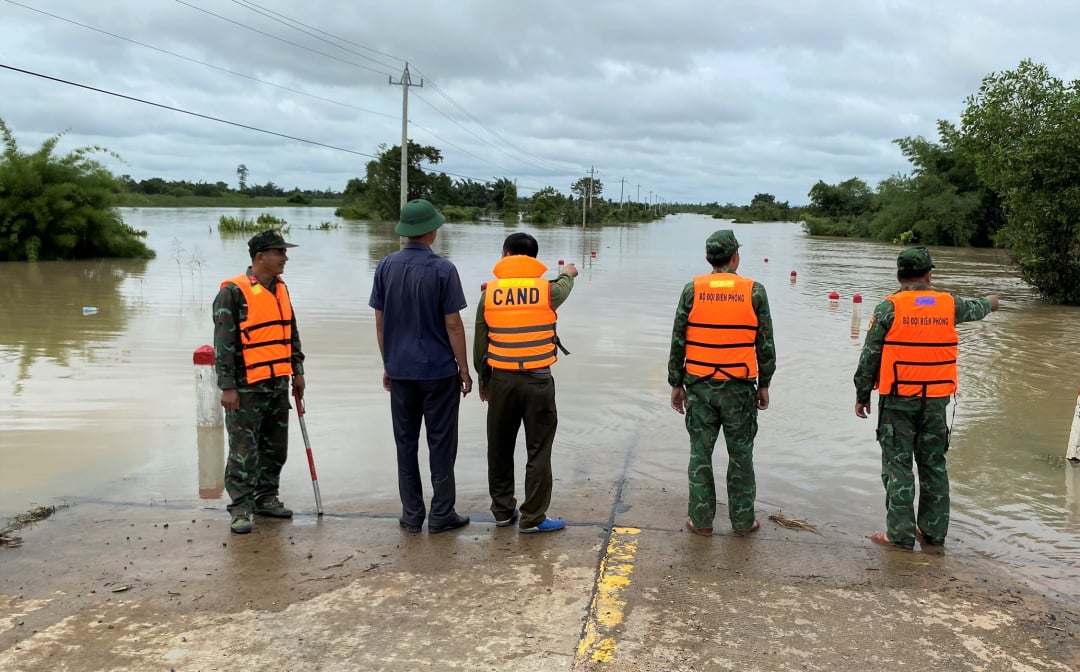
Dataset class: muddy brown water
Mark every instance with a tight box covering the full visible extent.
[1,209,1077,595]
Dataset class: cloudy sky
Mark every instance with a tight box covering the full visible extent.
[2,0,1078,205]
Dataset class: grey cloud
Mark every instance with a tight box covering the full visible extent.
[3,0,1080,204]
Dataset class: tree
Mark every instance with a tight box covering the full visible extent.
[236,164,249,191]
[960,59,1080,304]
[491,177,517,213]
[361,141,443,220]
[0,118,153,261]
[571,176,603,200]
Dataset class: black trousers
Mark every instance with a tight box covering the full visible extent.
[390,375,461,526]
[486,369,558,529]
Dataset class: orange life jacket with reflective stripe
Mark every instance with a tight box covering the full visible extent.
[484,255,561,371]
[877,290,958,397]
[222,272,294,384]
[685,273,759,381]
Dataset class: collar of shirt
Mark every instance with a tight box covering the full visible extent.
[403,242,433,253]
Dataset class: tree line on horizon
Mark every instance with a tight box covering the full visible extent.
[1,60,1076,303]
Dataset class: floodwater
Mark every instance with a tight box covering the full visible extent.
[1,209,1078,593]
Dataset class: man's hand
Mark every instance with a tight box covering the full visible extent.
[756,387,770,410]
[221,388,240,411]
[855,402,871,418]
[459,371,473,398]
[670,386,686,414]
[987,294,1001,312]
[562,262,579,278]
[478,385,488,402]
[382,370,391,392]
[292,374,305,400]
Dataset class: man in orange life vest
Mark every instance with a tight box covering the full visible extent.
[474,232,577,533]
[669,229,775,537]
[213,229,306,535]
[854,247,999,550]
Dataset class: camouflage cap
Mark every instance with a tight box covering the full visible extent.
[705,229,740,261]
[248,229,297,255]
[897,246,934,274]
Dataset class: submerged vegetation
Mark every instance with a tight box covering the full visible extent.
[218,212,289,233]
[797,60,1080,304]
[0,118,154,262]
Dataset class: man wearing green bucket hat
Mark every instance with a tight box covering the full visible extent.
[370,199,472,535]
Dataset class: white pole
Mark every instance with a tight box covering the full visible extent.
[193,345,223,428]
[1067,390,1080,461]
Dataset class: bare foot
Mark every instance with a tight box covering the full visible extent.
[732,520,760,537]
[685,519,713,537]
[870,531,912,551]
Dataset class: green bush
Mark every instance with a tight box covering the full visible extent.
[218,214,290,233]
[0,119,154,261]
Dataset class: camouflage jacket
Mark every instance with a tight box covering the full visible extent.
[212,267,305,390]
[854,284,992,408]
[667,269,776,389]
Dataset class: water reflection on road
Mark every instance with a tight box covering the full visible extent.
[0,208,1077,595]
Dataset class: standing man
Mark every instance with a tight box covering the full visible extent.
[855,247,999,550]
[475,233,577,533]
[213,229,305,535]
[669,230,775,537]
[370,199,472,535]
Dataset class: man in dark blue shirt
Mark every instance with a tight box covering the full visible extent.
[369,199,472,534]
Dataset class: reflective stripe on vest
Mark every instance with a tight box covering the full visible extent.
[877,290,958,397]
[685,273,758,380]
[222,272,294,384]
[484,255,559,371]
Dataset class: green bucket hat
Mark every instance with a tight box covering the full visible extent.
[705,229,740,262]
[395,199,446,237]
[897,247,934,274]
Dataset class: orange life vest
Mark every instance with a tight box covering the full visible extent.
[221,272,294,384]
[877,290,958,397]
[484,255,561,371]
[685,273,759,381]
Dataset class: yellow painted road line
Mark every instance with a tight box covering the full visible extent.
[575,526,641,667]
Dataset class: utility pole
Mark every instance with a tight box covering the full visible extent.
[587,166,596,210]
[636,183,641,204]
[618,177,626,209]
[390,62,423,218]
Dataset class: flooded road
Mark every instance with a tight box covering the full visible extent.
[1,208,1077,592]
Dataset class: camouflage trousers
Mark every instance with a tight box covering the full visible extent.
[224,379,290,516]
[877,398,951,547]
[684,380,758,531]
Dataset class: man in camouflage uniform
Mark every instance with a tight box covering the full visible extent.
[213,229,306,534]
[669,230,775,537]
[854,247,999,550]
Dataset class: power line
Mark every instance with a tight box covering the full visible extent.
[229,0,401,72]
[174,0,552,177]
[0,62,551,193]
[235,0,406,66]
[3,0,398,121]
[174,0,397,79]
[412,91,557,174]
[185,0,576,177]
[0,62,383,159]
[412,67,578,174]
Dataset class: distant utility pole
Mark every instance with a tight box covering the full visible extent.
[618,177,626,209]
[587,166,596,209]
[390,62,423,217]
[636,183,641,204]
